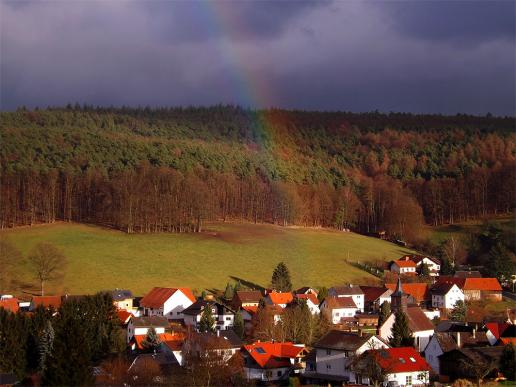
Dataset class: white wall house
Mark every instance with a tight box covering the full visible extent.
[314,330,389,383]
[328,285,364,312]
[415,256,441,276]
[390,259,417,274]
[362,347,430,387]
[431,283,464,309]
[183,300,235,331]
[242,342,306,382]
[295,293,320,315]
[126,316,168,343]
[140,287,196,320]
[320,297,359,324]
[379,307,435,352]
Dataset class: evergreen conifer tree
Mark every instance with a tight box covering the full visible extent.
[271,262,292,292]
[38,320,55,371]
[500,343,516,381]
[142,327,161,351]
[199,304,216,333]
[224,283,234,300]
[389,311,413,347]
[378,301,391,326]
[449,300,467,322]
[233,311,244,339]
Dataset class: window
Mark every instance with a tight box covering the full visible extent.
[418,373,425,381]
[326,349,331,355]
[277,371,282,377]
[326,364,332,370]
[226,316,231,321]
[406,375,412,385]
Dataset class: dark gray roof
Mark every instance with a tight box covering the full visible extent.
[196,330,243,348]
[436,321,474,333]
[330,284,364,296]
[314,329,372,351]
[431,282,457,295]
[111,289,133,301]
[131,315,169,327]
[183,300,235,316]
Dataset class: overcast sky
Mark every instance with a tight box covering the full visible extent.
[1,0,514,115]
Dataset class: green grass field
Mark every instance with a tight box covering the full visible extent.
[0,222,413,296]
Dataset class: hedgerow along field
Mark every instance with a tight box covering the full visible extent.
[1,222,413,296]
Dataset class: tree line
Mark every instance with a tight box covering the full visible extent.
[1,106,514,239]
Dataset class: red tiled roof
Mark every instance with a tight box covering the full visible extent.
[268,292,293,305]
[360,286,390,303]
[295,293,319,306]
[393,259,416,268]
[133,332,183,350]
[140,287,196,308]
[385,283,429,303]
[325,296,357,309]
[117,310,132,325]
[31,296,62,309]
[242,305,258,314]
[371,347,431,373]
[463,278,502,291]
[485,322,509,339]
[243,342,305,369]
[0,298,19,313]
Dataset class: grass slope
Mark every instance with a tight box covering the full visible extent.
[1,222,413,296]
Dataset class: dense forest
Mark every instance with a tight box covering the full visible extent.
[1,106,514,241]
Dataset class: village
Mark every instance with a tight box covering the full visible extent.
[0,254,514,386]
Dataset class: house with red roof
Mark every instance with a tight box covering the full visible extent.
[430,282,464,309]
[241,341,307,382]
[484,322,516,345]
[320,296,360,324]
[361,347,430,386]
[294,293,320,315]
[140,287,196,320]
[385,282,430,307]
[360,286,393,312]
[0,297,19,313]
[463,278,502,301]
[265,291,294,308]
[402,254,441,276]
[127,315,169,343]
[328,284,364,312]
[390,256,417,275]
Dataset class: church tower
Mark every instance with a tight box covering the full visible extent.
[391,277,409,313]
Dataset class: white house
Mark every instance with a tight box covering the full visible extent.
[430,283,464,309]
[126,315,168,343]
[379,306,435,352]
[410,255,441,276]
[364,347,430,386]
[328,284,364,312]
[294,293,320,315]
[313,330,389,383]
[390,257,417,275]
[140,287,196,320]
[423,330,489,375]
[242,341,307,382]
[360,286,393,312]
[320,296,360,324]
[182,300,235,331]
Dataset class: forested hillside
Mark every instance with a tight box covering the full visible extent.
[1,106,514,241]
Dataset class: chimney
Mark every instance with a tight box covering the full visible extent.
[456,332,461,348]
[216,329,220,337]
[472,328,476,339]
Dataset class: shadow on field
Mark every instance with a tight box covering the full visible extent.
[229,276,265,292]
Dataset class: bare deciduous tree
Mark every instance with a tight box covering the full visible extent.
[28,242,67,296]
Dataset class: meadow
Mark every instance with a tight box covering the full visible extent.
[1,222,412,296]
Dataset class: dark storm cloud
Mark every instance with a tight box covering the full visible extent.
[0,0,514,115]
[377,1,515,45]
